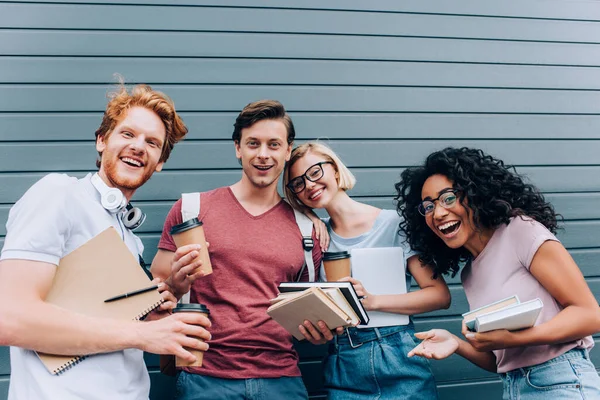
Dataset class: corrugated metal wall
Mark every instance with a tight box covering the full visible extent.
[0,1,599,398]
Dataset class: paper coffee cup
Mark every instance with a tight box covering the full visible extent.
[172,303,210,367]
[322,251,351,281]
[170,218,213,276]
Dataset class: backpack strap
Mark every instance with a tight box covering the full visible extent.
[181,192,200,222]
[291,208,316,283]
[178,192,201,304]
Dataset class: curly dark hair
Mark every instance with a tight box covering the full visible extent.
[395,147,559,278]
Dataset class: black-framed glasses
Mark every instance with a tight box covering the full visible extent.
[418,190,459,216]
[287,161,333,194]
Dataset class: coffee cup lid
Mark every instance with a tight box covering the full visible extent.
[173,303,210,314]
[170,218,203,235]
[323,251,350,261]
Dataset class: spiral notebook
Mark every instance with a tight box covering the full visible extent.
[36,227,163,375]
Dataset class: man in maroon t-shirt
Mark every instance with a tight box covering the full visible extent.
[151,100,323,400]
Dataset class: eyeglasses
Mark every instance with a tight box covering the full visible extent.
[418,190,459,216]
[287,161,333,194]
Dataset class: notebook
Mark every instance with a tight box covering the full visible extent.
[37,227,164,375]
[267,287,357,340]
[350,247,410,327]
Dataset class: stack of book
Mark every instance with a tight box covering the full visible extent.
[267,282,369,340]
[463,295,543,333]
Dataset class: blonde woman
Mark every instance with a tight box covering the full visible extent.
[283,141,450,400]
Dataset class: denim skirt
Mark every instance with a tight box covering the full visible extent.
[323,324,439,400]
[500,348,600,400]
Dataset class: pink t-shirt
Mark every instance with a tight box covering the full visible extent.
[461,216,593,373]
[159,187,321,379]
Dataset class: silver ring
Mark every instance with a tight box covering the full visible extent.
[362,295,368,300]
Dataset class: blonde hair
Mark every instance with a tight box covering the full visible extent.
[283,141,356,211]
[95,81,188,167]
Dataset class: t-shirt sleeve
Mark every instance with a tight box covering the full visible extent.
[157,198,184,252]
[1,175,73,265]
[511,216,560,270]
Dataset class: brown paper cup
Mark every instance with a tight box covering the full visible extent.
[171,218,213,276]
[323,251,351,281]
[173,304,210,368]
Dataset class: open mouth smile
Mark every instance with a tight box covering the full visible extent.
[253,165,273,171]
[121,156,144,168]
[437,220,461,237]
[308,189,323,200]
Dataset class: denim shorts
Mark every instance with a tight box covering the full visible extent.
[323,324,439,400]
[500,348,600,400]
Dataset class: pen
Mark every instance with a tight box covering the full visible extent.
[104,285,159,303]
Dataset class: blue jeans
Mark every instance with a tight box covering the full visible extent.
[500,348,600,400]
[174,372,308,400]
[324,324,439,400]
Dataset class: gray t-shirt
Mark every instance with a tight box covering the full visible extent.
[322,209,415,304]
[461,216,594,373]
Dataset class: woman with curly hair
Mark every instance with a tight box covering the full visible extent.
[396,147,600,399]
[284,141,451,400]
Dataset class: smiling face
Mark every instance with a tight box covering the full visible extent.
[96,106,166,199]
[421,174,483,253]
[235,119,292,190]
[288,151,340,210]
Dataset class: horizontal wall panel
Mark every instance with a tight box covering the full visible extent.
[148,370,176,400]
[4,113,600,141]
[4,31,600,67]
[2,192,599,236]
[0,241,597,285]
[7,58,600,90]
[0,166,598,204]
[299,360,325,393]
[439,249,600,285]
[0,348,7,375]
[412,323,600,383]
[556,220,600,248]
[2,3,600,43]
[1,140,598,173]
[8,0,600,21]
[0,378,6,400]
[132,193,600,233]
[5,85,600,113]
[437,380,502,399]
[296,342,599,391]
[1,216,598,276]
[365,193,600,221]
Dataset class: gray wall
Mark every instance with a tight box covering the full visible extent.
[1,0,600,398]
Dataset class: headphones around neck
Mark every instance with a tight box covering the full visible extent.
[90,173,146,230]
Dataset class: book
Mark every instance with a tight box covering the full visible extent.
[267,287,358,340]
[37,227,164,375]
[277,281,369,325]
[474,298,543,333]
[350,247,410,327]
[462,295,520,331]
[462,295,544,333]
[271,287,360,323]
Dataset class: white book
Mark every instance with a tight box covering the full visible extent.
[350,247,410,327]
[474,298,543,333]
[462,295,520,331]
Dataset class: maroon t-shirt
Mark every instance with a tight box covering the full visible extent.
[158,187,321,379]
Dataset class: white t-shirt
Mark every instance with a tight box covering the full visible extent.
[1,173,150,400]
